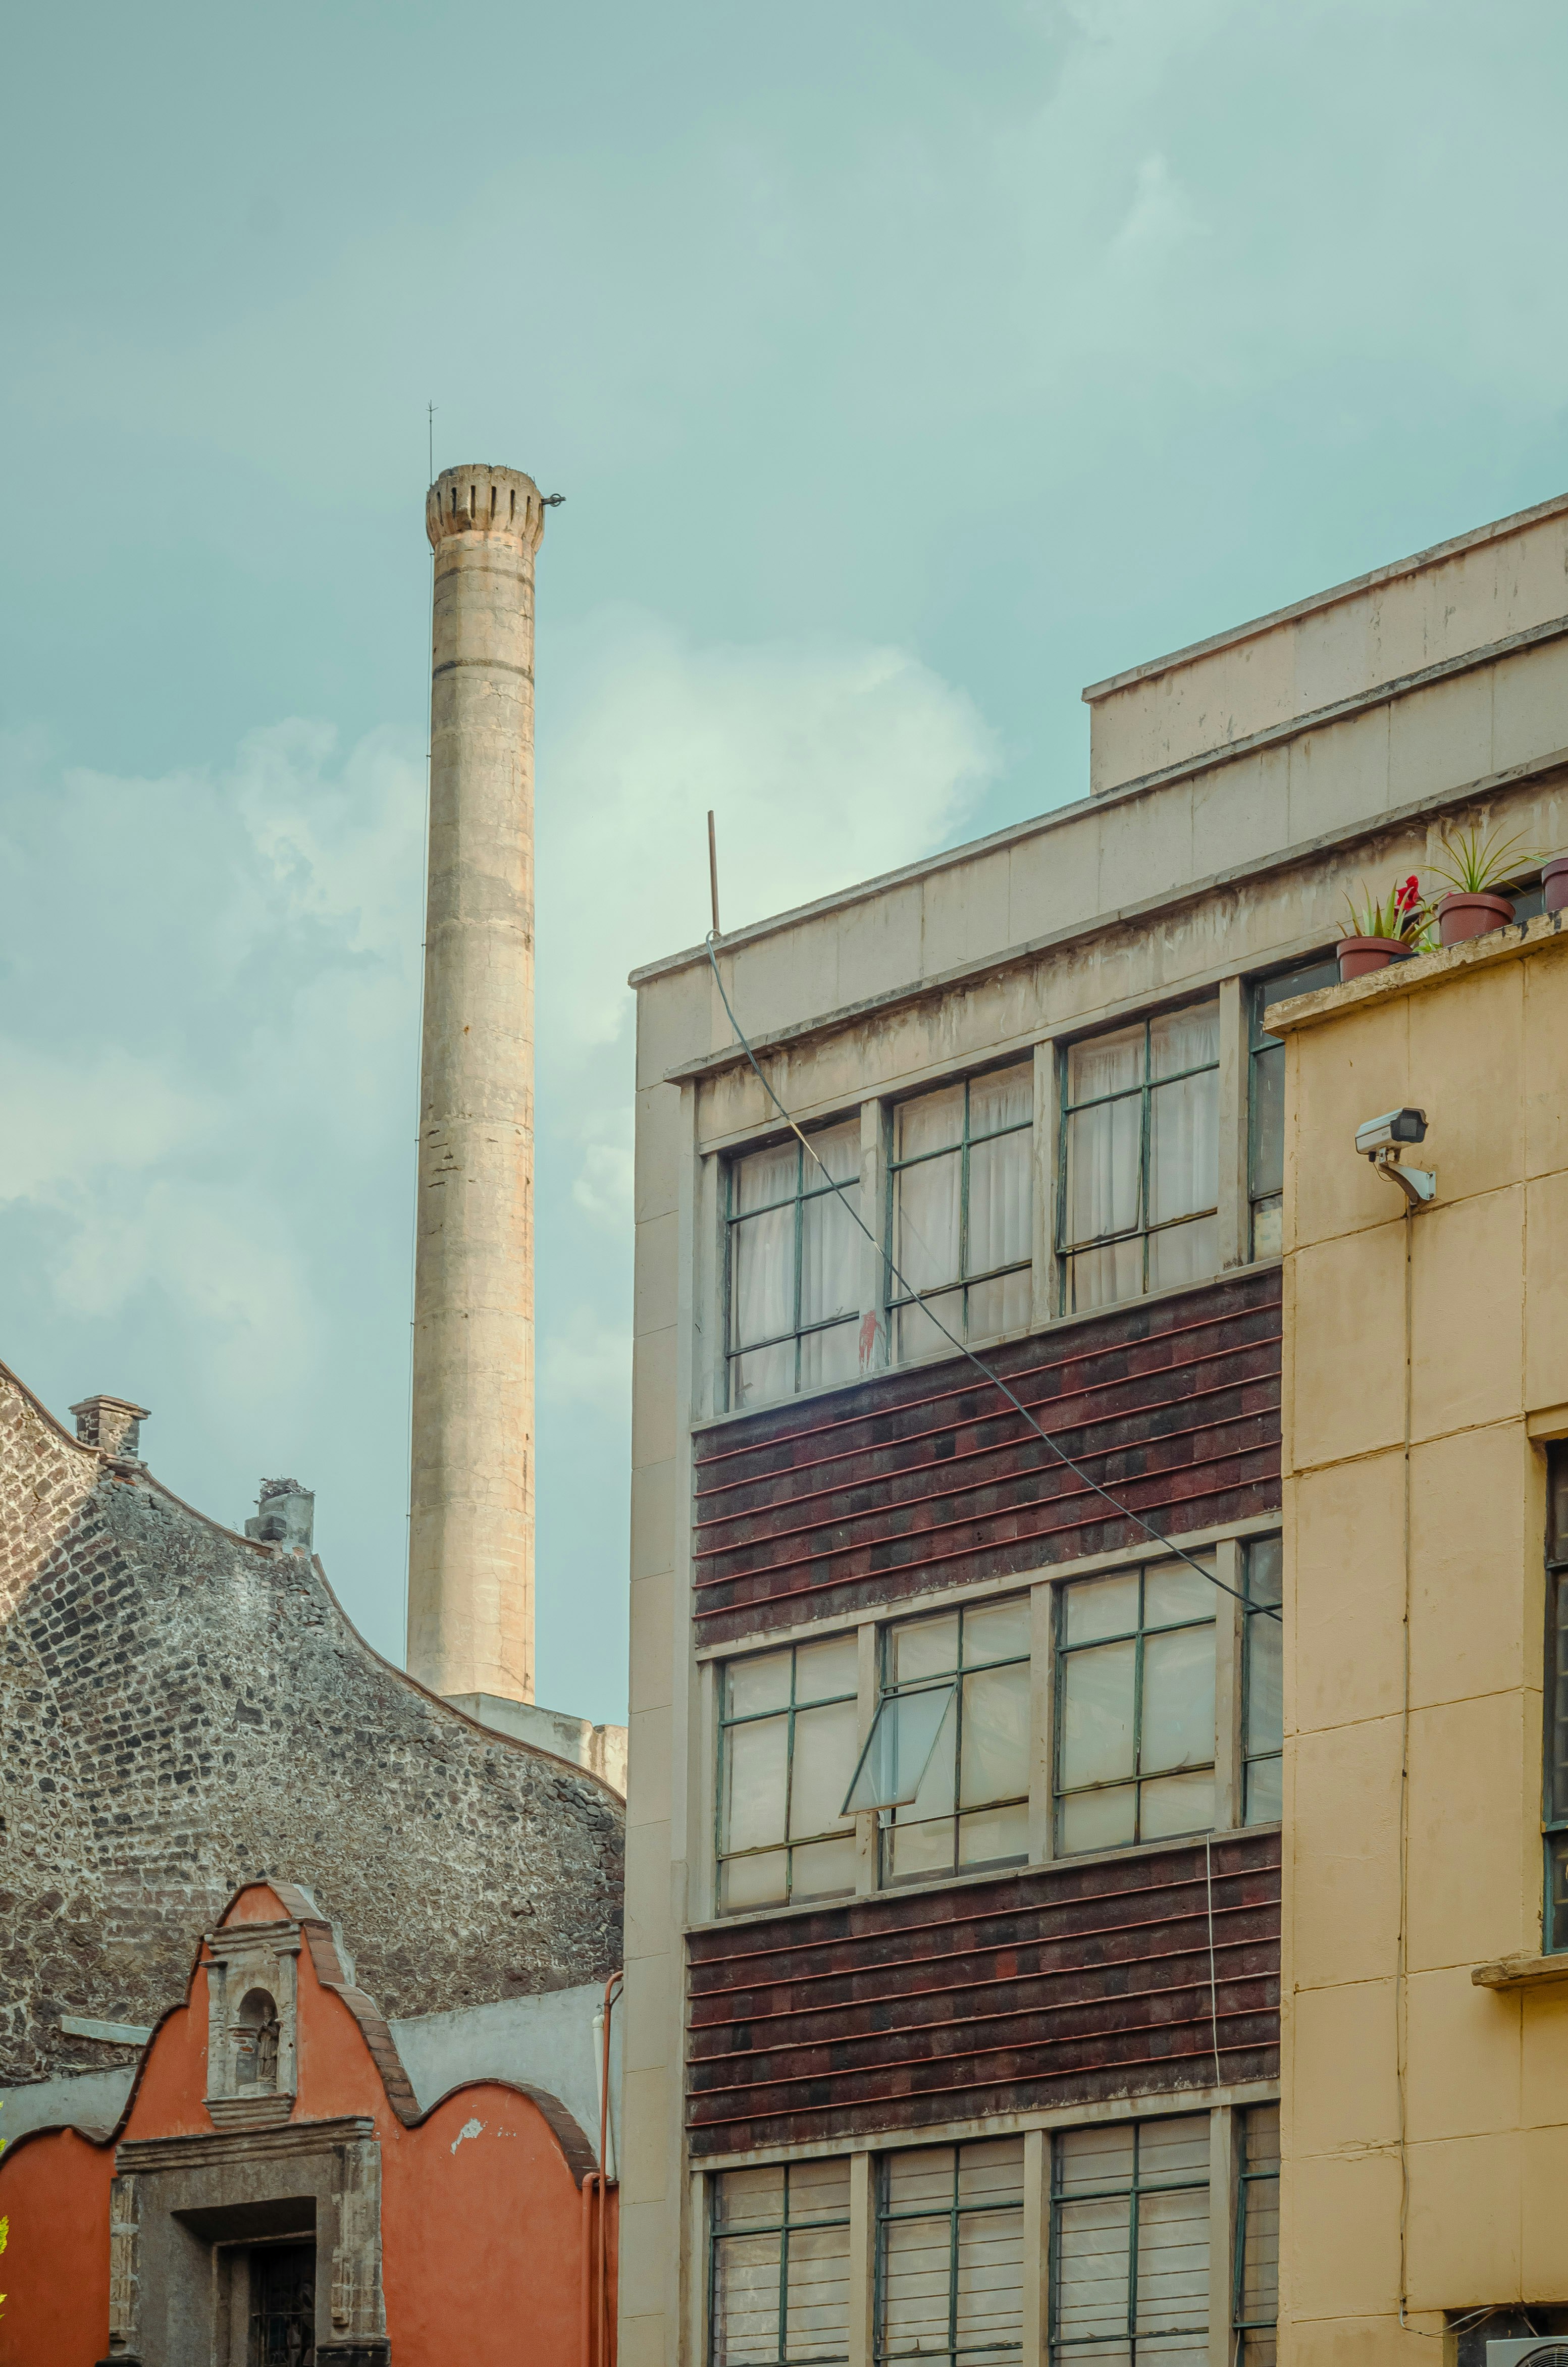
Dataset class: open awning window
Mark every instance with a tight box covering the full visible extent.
[841,1684,956,1816]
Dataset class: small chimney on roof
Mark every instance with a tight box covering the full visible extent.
[244,1478,315,1551]
[71,1396,151,1463]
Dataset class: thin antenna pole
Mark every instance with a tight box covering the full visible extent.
[707,810,721,939]
[427,401,436,484]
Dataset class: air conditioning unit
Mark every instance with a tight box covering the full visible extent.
[1486,2343,1568,2365]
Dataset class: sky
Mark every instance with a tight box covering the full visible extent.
[3,0,1566,1724]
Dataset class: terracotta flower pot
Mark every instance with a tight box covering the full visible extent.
[1436,891,1514,945]
[1336,935,1407,981]
[1543,857,1568,915]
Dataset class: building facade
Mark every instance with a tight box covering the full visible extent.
[1271,910,1568,2358]
[618,493,1568,2367]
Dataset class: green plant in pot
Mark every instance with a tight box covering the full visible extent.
[1428,822,1536,944]
[1337,874,1429,980]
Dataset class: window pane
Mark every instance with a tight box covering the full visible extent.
[896,1148,962,1294]
[894,1614,961,1684]
[959,1801,1028,1867]
[1140,1626,1215,1776]
[967,1130,1031,1277]
[956,2204,1024,2355]
[882,2217,953,2356]
[1251,1197,1283,1258]
[1551,1568,1568,1825]
[1146,1213,1219,1295]
[728,1651,793,1718]
[1057,2121,1134,2193]
[1551,1833,1568,1954]
[785,2221,852,2361]
[903,1694,958,1822]
[1150,1001,1219,1080]
[1058,1783,1136,1854]
[959,1662,1030,1807]
[733,1203,795,1349]
[1135,2185,1209,2337]
[1139,1769,1216,1840]
[1068,1023,1144,1104]
[733,1339,794,1410]
[970,1064,1032,1137]
[1149,1070,1218,1225]
[722,1848,788,1912]
[800,1318,860,1395]
[790,1699,859,1839]
[803,1121,861,1191]
[796,1633,860,1705]
[790,1835,857,1902]
[724,1717,789,1852]
[800,1188,860,1330]
[963,1598,1031,1666]
[713,2229,783,2367]
[1250,1039,1285,1201]
[792,2158,853,2222]
[735,1140,798,1214]
[1054,2190,1131,2355]
[1550,1444,1568,1561]
[1244,1754,1282,1826]
[1237,2109,1280,2353]
[845,1686,956,1810]
[1064,1098,1141,1247]
[1138,2117,1210,2182]
[1245,1615,1283,1765]
[1066,1238,1141,1313]
[1246,1537,1283,1609]
[1063,1571,1138,1646]
[967,1267,1031,1341]
[897,1083,966,1161]
[1143,1559,1216,1628]
[895,1287,964,1363]
[1059,1639,1136,1789]
[716,2166,786,2226]
[886,1815,956,1883]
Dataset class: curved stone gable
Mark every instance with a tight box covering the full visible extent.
[0,1361,623,2085]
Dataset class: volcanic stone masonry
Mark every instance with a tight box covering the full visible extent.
[0,1361,623,2088]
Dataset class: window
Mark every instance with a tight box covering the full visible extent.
[876,2140,1024,2367]
[1054,1559,1217,1856]
[1248,962,1337,1257]
[718,1635,860,1914]
[849,1598,1031,1886]
[1058,1003,1220,1314]
[1232,2105,1279,2366]
[711,2161,852,2367]
[727,1121,862,1411]
[1050,2118,1209,2362]
[1243,1537,1283,1825]
[890,1065,1032,1362]
[1545,1447,1568,1952]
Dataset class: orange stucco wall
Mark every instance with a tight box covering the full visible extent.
[0,1885,610,2367]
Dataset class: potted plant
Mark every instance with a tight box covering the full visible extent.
[1337,874,1428,980]
[1428,822,1535,944]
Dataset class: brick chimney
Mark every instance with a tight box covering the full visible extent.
[71,1396,151,1462]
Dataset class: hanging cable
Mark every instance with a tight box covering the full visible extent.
[704,934,1280,1622]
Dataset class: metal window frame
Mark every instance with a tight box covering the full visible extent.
[709,2161,854,2367]
[1052,1562,1218,1856]
[1544,1444,1568,1954]
[1240,1534,1284,1827]
[715,1642,860,1915]
[874,1600,1032,1888]
[1047,2117,1211,2361]
[1055,1003,1221,1316]
[725,1122,863,1409]
[873,2141,1026,2367]
[1245,960,1338,1259]
[885,1066,1034,1355]
[1230,2103,1281,2359]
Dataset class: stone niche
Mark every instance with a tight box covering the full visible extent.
[204,1920,300,2131]
[101,2117,387,2367]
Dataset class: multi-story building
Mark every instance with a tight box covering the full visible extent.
[620,491,1568,2367]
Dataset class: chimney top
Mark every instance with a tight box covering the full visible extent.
[71,1396,151,1462]
[244,1479,315,1552]
[426,463,546,554]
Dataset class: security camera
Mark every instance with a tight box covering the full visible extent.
[1353,1108,1428,1155]
[1354,1108,1435,1207]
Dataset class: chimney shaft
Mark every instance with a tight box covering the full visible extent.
[407,464,546,1704]
[71,1396,150,1462]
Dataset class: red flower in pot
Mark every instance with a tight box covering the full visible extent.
[1337,874,1430,980]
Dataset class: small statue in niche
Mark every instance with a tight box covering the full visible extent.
[234,1986,281,2088]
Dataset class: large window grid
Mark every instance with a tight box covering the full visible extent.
[1049,2117,1210,2362]
[1247,962,1337,1258]
[1545,1446,1568,1953]
[717,1636,860,1915]
[1057,1004,1220,1316]
[1054,1559,1218,1856]
[1242,1537,1283,1826]
[875,2140,1025,2367]
[726,1121,862,1412]
[1231,2105,1280,2366]
[888,1066,1033,1364]
[711,2161,853,2367]
[867,1599,1032,1888]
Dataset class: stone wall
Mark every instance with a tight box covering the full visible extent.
[0,1361,623,2086]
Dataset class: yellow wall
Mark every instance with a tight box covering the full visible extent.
[1275,914,1568,2361]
